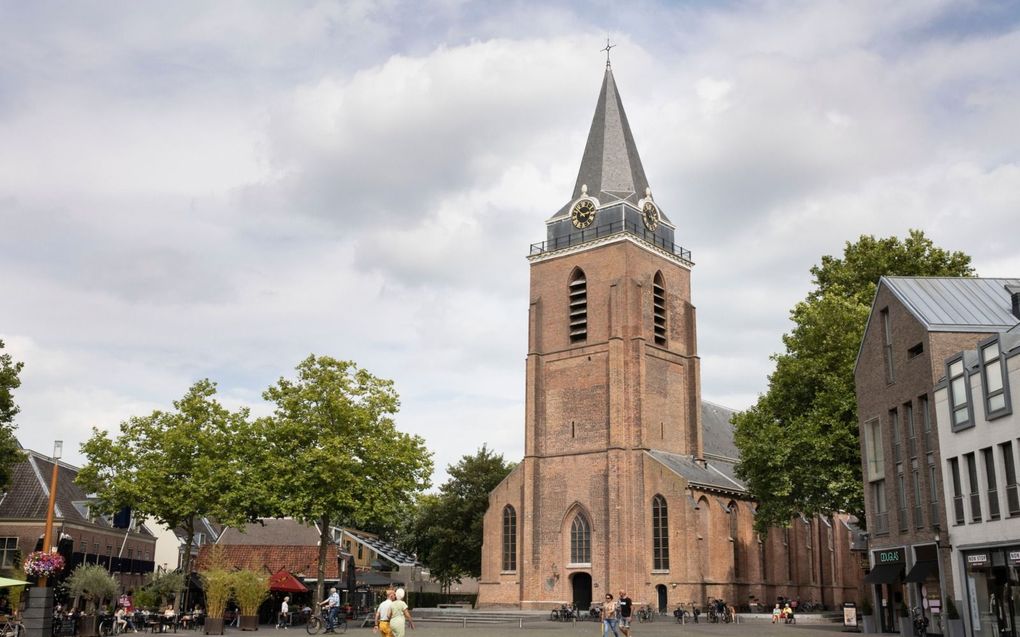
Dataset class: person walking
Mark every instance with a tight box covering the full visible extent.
[617,590,632,636]
[387,589,414,637]
[601,593,621,637]
[319,587,340,633]
[277,596,290,629]
[373,589,396,637]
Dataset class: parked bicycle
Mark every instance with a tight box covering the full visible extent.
[912,607,929,637]
[306,609,347,635]
[637,605,655,623]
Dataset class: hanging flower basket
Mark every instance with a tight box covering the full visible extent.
[23,551,65,578]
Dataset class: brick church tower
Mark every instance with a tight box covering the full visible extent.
[477,65,862,612]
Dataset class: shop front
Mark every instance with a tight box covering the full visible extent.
[865,547,907,633]
[962,547,1020,637]
[906,544,944,635]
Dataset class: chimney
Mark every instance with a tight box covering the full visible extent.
[1008,285,1020,320]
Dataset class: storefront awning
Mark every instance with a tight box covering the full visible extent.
[904,560,938,583]
[864,562,904,584]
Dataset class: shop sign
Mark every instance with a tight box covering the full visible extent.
[967,553,989,568]
[876,548,904,564]
[1008,551,1020,566]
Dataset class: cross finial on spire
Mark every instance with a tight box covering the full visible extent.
[601,37,616,69]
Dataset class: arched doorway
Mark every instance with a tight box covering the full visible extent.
[656,584,668,613]
[571,573,592,611]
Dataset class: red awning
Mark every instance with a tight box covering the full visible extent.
[269,570,309,593]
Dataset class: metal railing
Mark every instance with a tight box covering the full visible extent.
[530,220,693,263]
[953,496,966,525]
[1007,484,1020,516]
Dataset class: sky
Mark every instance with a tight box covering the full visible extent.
[3,0,1020,487]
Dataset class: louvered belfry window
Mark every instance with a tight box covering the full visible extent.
[653,272,667,346]
[569,269,588,343]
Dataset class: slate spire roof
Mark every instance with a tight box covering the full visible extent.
[553,67,665,220]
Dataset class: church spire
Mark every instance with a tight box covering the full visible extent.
[553,65,657,218]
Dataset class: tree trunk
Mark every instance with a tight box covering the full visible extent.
[316,515,329,603]
[179,519,196,613]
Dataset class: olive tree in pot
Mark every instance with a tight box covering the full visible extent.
[945,598,964,637]
[860,596,876,633]
[231,570,269,630]
[67,564,119,637]
[200,567,233,635]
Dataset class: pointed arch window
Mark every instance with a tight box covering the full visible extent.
[570,514,591,564]
[728,501,740,578]
[569,269,588,344]
[502,505,517,572]
[652,495,669,570]
[652,272,667,346]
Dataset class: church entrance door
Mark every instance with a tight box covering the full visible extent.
[571,573,592,611]
[656,584,667,613]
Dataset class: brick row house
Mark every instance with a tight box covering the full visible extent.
[0,445,157,592]
[477,65,863,611]
[933,300,1020,637]
[855,277,1020,634]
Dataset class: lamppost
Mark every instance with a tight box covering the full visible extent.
[25,441,62,637]
[38,440,62,589]
[935,531,949,635]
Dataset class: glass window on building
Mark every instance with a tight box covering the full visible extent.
[1003,442,1020,516]
[948,358,972,430]
[980,341,1009,417]
[966,453,983,522]
[950,458,965,525]
[983,447,1001,520]
[0,537,17,569]
[963,548,1020,637]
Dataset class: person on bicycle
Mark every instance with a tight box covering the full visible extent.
[319,588,339,634]
[617,590,632,636]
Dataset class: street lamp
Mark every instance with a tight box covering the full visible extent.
[934,531,949,634]
[38,440,62,588]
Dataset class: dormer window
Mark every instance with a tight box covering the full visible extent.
[652,272,667,346]
[948,357,972,431]
[569,268,588,344]
[980,340,1011,418]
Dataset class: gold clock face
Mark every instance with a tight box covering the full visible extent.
[571,199,597,229]
[642,201,659,231]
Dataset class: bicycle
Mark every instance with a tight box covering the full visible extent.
[306,609,347,635]
[637,606,654,623]
[911,607,929,637]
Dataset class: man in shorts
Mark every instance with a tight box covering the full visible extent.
[618,590,633,636]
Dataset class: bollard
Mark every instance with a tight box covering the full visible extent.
[463,617,466,628]
[520,618,523,628]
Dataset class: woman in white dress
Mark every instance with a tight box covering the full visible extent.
[387,589,414,637]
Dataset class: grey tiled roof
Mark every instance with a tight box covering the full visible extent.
[883,276,1020,332]
[551,68,669,222]
[702,400,739,461]
[218,518,321,546]
[647,449,747,494]
[0,448,154,537]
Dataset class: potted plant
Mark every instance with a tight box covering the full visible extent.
[945,598,963,637]
[200,568,232,635]
[898,600,912,636]
[66,564,119,637]
[22,551,65,581]
[230,570,268,631]
[860,596,876,633]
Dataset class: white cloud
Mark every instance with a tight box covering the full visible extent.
[3,0,1020,486]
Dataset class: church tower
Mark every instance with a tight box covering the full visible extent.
[477,64,862,612]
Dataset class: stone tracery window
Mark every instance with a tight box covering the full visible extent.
[570,514,591,564]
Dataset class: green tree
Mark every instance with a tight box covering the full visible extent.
[76,380,265,608]
[403,445,515,588]
[733,230,974,532]
[0,339,26,492]
[260,356,432,601]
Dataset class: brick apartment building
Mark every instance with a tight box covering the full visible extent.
[933,309,1020,637]
[856,277,1020,634]
[477,65,862,611]
[0,445,156,591]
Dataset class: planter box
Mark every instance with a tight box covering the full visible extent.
[900,616,913,636]
[239,615,258,631]
[947,618,964,637]
[79,615,98,637]
[861,615,877,634]
[205,617,225,635]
